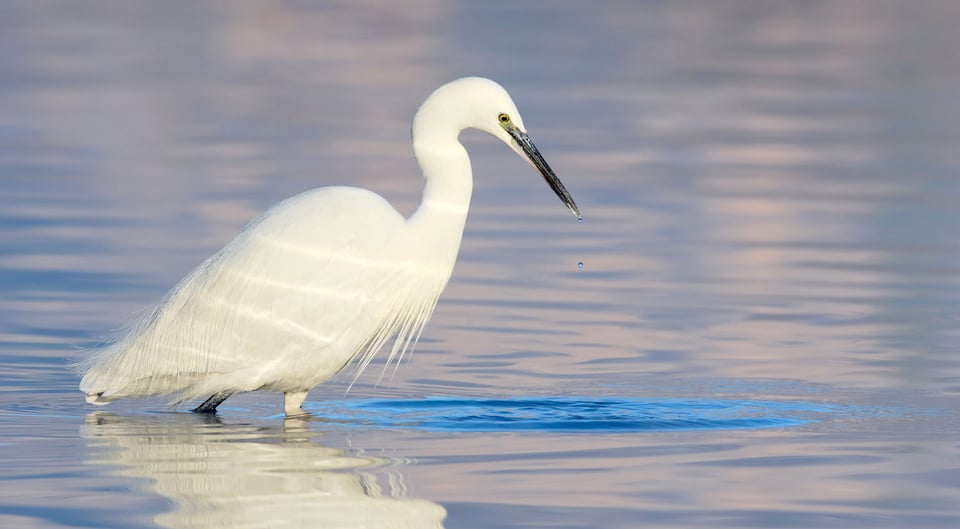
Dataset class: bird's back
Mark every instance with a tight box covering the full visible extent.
[79,186,434,403]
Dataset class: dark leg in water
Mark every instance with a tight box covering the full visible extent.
[192,391,232,413]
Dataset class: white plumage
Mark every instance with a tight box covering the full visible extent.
[79,77,579,416]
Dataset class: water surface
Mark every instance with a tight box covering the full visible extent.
[1,2,959,528]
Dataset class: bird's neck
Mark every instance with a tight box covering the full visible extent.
[409,139,473,226]
[404,138,473,279]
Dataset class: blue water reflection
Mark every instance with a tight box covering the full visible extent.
[316,396,838,432]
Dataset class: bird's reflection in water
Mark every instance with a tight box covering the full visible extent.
[82,412,446,529]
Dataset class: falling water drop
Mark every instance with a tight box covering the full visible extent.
[578,261,584,269]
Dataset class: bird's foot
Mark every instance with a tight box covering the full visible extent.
[284,390,309,416]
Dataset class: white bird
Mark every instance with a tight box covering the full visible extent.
[79,77,580,416]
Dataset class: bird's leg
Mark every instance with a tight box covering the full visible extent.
[284,390,309,416]
[192,391,233,413]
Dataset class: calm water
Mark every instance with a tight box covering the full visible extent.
[2,1,959,528]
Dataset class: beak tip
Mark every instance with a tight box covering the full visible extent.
[512,128,581,223]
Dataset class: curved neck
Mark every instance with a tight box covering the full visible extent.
[405,88,475,273]
[410,139,473,221]
[408,88,474,224]
[404,136,472,280]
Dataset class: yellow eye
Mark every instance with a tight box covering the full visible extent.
[498,113,511,124]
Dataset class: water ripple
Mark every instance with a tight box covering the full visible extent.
[312,396,838,432]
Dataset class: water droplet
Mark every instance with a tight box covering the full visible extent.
[577,261,584,269]
[577,216,583,224]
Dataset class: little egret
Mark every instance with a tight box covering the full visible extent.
[79,77,580,416]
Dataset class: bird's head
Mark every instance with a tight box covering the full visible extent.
[413,77,580,219]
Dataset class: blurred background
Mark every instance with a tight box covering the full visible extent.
[1,1,958,528]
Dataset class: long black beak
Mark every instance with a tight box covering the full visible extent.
[507,127,581,219]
